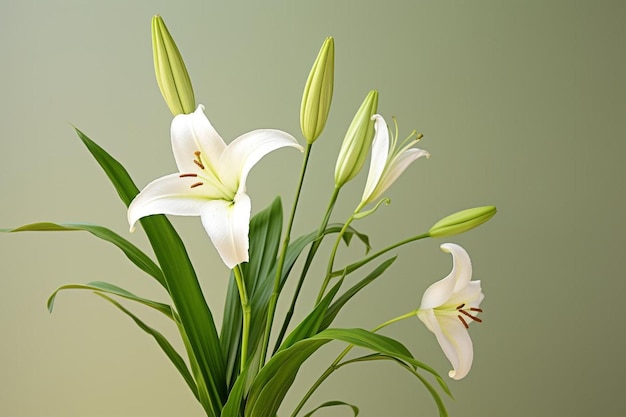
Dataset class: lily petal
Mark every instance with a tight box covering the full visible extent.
[421,311,474,380]
[171,105,227,174]
[362,114,389,203]
[218,129,303,193]
[128,173,219,231]
[419,243,473,309]
[200,193,252,269]
[368,147,430,203]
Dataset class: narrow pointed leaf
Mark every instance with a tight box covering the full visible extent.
[312,328,450,395]
[48,281,173,318]
[245,328,448,417]
[76,128,226,416]
[1,222,165,288]
[92,293,199,401]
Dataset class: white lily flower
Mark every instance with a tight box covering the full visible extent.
[360,114,429,206]
[128,105,303,269]
[417,243,484,380]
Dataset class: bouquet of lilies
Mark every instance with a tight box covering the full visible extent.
[2,16,496,417]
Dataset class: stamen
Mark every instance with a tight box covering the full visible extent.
[179,173,198,178]
[417,133,424,140]
[458,315,469,329]
[190,182,203,188]
[193,151,205,170]
[470,307,483,313]
[456,303,465,310]
[458,309,482,323]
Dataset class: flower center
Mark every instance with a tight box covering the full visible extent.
[177,150,235,200]
[456,303,483,329]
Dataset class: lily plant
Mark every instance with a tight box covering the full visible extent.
[2,15,497,417]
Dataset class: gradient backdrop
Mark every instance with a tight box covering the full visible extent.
[1,1,624,416]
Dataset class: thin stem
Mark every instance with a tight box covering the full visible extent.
[259,143,312,368]
[291,310,417,417]
[273,186,341,352]
[315,215,355,304]
[330,232,430,278]
[232,265,250,372]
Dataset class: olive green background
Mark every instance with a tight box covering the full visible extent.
[1,1,624,416]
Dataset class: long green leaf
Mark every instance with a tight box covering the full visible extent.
[48,281,173,317]
[1,222,165,288]
[221,197,283,387]
[313,329,450,395]
[245,328,448,417]
[320,257,397,330]
[91,293,199,402]
[303,400,359,417]
[76,128,226,416]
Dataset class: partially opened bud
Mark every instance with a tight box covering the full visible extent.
[334,90,378,188]
[300,37,334,144]
[429,206,497,238]
[152,15,196,115]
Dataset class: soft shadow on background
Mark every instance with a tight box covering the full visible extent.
[1,1,624,416]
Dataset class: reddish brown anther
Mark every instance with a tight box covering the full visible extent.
[456,303,483,326]
[193,151,205,169]
[190,182,203,188]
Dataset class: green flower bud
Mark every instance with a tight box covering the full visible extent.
[334,90,379,188]
[151,15,196,115]
[429,206,497,238]
[300,37,335,144]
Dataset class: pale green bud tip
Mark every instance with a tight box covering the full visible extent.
[152,15,196,115]
[429,206,497,238]
[300,37,335,144]
[334,90,379,188]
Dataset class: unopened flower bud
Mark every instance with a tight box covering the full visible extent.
[300,37,334,144]
[334,90,379,188]
[152,15,195,115]
[429,206,497,238]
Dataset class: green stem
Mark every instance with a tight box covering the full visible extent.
[273,186,340,352]
[259,143,312,368]
[291,310,417,417]
[330,232,430,278]
[315,215,356,304]
[232,265,250,372]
